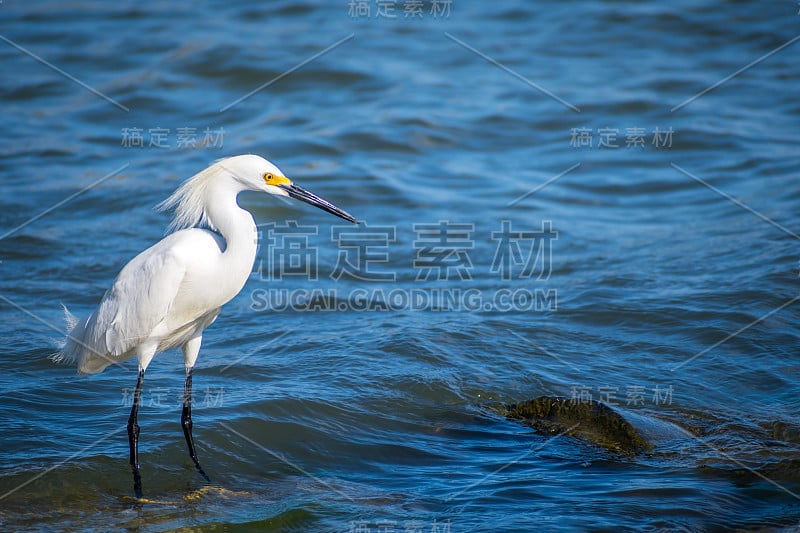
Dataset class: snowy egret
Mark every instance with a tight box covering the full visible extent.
[55,154,356,497]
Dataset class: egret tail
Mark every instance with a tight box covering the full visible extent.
[54,307,116,375]
[51,305,109,374]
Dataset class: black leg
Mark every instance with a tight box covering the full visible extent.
[127,369,145,498]
[181,368,211,483]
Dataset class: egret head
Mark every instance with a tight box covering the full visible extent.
[223,154,357,224]
[158,154,357,234]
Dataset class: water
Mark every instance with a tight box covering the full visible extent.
[1,1,799,530]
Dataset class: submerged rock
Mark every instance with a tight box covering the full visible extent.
[505,396,687,455]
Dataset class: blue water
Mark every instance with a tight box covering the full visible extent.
[1,1,799,530]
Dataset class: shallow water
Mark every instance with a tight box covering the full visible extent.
[1,1,799,531]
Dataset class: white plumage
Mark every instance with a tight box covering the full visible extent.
[54,154,356,497]
[58,155,270,373]
[62,229,226,374]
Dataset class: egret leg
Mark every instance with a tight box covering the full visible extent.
[127,369,145,498]
[181,368,210,483]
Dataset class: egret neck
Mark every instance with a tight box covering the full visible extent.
[205,177,259,301]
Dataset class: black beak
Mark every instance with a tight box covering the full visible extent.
[279,183,358,224]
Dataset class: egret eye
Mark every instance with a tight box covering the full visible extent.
[264,173,273,182]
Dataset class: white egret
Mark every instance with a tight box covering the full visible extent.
[54,154,357,497]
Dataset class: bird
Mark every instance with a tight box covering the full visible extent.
[54,154,357,498]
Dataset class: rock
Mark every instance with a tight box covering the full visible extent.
[504,396,688,455]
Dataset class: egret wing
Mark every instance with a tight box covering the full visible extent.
[85,242,187,360]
